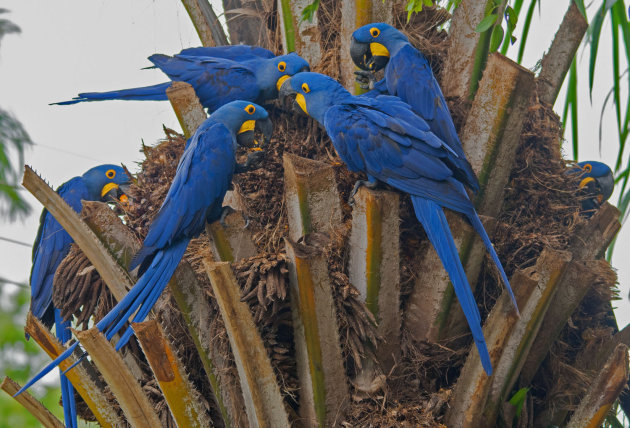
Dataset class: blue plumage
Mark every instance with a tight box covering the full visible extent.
[16,101,273,397]
[29,164,130,427]
[351,23,479,192]
[54,45,309,112]
[282,72,519,375]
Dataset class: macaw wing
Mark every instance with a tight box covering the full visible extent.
[324,104,456,183]
[149,54,260,110]
[139,123,235,254]
[179,45,275,60]
[387,46,465,153]
[30,178,88,320]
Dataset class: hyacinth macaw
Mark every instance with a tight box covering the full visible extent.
[16,101,273,396]
[349,23,478,193]
[29,164,130,428]
[54,45,309,112]
[280,72,519,374]
[572,160,614,212]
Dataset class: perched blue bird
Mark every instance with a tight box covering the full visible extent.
[280,72,519,374]
[572,161,614,212]
[350,23,478,192]
[54,45,309,112]
[16,101,273,396]
[29,164,130,428]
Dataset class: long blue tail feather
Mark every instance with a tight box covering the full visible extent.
[55,310,77,428]
[411,197,493,375]
[17,240,191,397]
[466,212,519,315]
[14,342,80,397]
[114,240,189,350]
[52,82,171,105]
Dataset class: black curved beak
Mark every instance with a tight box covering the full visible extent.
[597,171,615,203]
[279,78,297,100]
[350,37,371,71]
[350,36,389,72]
[237,117,273,148]
[257,116,273,146]
[278,78,305,115]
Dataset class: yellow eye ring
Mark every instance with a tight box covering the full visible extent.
[582,163,592,173]
[245,104,256,115]
[370,27,380,37]
[106,169,116,179]
[277,61,286,72]
[301,83,310,93]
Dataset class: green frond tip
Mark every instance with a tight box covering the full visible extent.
[301,0,320,23]
[573,0,587,22]
[508,387,530,419]
[406,0,435,22]
[475,13,498,33]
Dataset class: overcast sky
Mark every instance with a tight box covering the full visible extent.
[0,0,628,370]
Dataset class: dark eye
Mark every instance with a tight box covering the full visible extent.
[302,83,310,93]
[277,61,286,72]
[106,169,116,179]
[370,27,380,37]
[245,104,256,114]
[582,163,592,173]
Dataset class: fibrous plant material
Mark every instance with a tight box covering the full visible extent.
[205,260,291,428]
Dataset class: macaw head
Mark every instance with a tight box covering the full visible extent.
[350,22,409,71]
[279,72,350,123]
[576,160,614,204]
[81,164,131,203]
[256,53,310,99]
[211,100,273,148]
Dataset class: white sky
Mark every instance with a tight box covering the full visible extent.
[0,0,627,362]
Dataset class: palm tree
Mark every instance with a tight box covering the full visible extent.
[8,1,629,427]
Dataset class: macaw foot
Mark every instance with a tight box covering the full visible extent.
[235,150,266,173]
[348,179,378,205]
[354,70,377,90]
[219,206,250,229]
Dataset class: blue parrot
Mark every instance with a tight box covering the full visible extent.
[16,101,273,396]
[350,23,478,192]
[280,72,519,374]
[54,46,309,112]
[572,161,614,212]
[29,164,131,428]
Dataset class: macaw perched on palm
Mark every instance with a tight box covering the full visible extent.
[29,164,131,428]
[54,45,309,112]
[280,72,518,374]
[350,23,478,192]
[16,100,273,397]
[572,161,614,212]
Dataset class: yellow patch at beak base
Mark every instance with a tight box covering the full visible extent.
[296,93,308,115]
[101,182,119,198]
[579,176,596,189]
[370,43,389,58]
[276,75,291,91]
[238,120,255,134]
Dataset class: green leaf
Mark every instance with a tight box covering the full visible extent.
[300,0,320,23]
[588,5,607,99]
[406,0,435,21]
[490,24,504,52]
[508,387,530,419]
[562,58,579,160]
[573,0,587,22]
[476,13,498,33]
[517,0,539,63]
